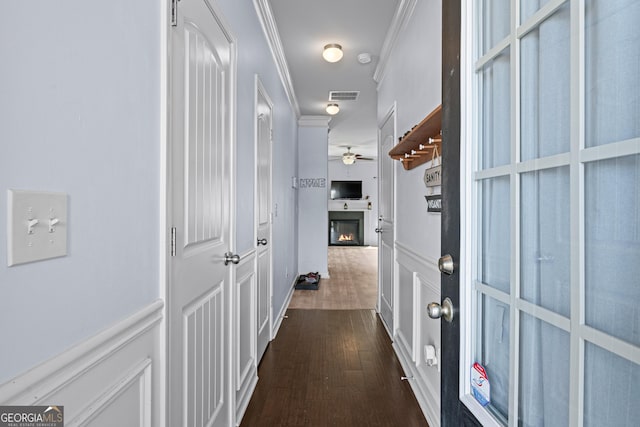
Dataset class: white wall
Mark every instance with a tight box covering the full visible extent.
[376,1,443,425]
[0,0,161,385]
[297,119,329,277]
[328,160,379,246]
[217,0,300,316]
[378,0,442,260]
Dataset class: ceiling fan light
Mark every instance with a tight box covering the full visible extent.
[342,155,356,165]
[322,44,343,63]
[342,148,356,165]
[326,103,340,115]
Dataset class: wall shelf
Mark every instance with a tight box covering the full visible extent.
[388,104,442,170]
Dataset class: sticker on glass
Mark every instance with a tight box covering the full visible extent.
[471,362,491,407]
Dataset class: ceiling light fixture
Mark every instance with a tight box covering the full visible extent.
[322,44,343,63]
[326,103,340,115]
[342,147,356,165]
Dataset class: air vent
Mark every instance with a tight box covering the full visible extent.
[329,91,360,101]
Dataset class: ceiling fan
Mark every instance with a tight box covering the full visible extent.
[338,147,374,165]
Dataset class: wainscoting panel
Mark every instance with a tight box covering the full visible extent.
[235,251,258,424]
[0,300,164,427]
[183,284,224,426]
[396,263,415,359]
[394,242,441,427]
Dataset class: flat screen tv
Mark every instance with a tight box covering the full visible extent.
[330,180,362,200]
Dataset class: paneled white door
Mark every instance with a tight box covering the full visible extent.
[255,77,273,361]
[168,1,235,426]
[378,107,396,334]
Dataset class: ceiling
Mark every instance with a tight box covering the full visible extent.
[268,0,401,159]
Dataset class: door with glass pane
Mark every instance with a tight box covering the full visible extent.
[443,0,640,425]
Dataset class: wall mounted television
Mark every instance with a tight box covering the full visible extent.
[330,180,363,200]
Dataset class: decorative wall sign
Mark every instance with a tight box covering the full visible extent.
[423,165,442,187]
[299,178,326,188]
[425,195,442,212]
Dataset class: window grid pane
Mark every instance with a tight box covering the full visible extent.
[520,167,571,317]
[585,0,640,147]
[518,313,570,427]
[520,4,571,161]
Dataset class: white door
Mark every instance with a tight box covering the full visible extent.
[454,0,640,425]
[168,1,235,426]
[378,107,396,334]
[255,77,273,361]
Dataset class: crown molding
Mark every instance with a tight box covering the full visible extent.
[253,0,301,118]
[373,0,418,85]
[298,115,330,127]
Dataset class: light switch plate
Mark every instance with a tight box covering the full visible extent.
[7,189,68,266]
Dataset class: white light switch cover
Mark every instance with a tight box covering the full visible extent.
[7,189,68,266]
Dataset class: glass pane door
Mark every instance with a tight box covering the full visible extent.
[465,0,640,425]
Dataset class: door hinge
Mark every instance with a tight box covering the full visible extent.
[170,227,177,257]
[171,0,179,27]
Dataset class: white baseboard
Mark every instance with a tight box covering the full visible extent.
[393,340,440,427]
[272,275,296,338]
[0,300,164,427]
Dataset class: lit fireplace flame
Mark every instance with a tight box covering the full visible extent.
[338,234,354,242]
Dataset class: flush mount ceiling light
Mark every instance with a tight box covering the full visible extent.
[326,103,340,115]
[322,44,343,63]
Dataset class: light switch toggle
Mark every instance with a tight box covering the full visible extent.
[27,218,39,234]
[49,218,60,233]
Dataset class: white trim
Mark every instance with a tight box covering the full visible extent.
[273,275,296,338]
[0,299,164,404]
[297,115,330,127]
[374,0,418,85]
[254,75,275,354]
[395,241,440,282]
[0,301,163,426]
[234,251,258,426]
[459,0,502,425]
[235,254,257,391]
[377,102,397,336]
[68,359,153,427]
[159,2,169,426]
[392,339,440,427]
[253,0,301,117]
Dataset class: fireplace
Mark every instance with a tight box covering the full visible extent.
[328,211,364,246]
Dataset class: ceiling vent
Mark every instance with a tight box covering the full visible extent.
[329,91,360,101]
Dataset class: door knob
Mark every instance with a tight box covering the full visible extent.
[438,254,454,275]
[224,252,240,265]
[375,228,384,233]
[427,297,454,323]
[257,238,268,246]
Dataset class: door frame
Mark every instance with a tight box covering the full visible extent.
[164,0,238,424]
[254,74,273,357]
[377,102,397,337]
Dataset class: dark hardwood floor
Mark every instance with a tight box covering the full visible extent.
[240,309,429,426]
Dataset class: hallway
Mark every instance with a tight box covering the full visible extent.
[290,246,378,310]
[241,246,428,426]
[240,309,428,426]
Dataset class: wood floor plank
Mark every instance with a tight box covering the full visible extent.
[240,309,429,426]
[289,247,378,310]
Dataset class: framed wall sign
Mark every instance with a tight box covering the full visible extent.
[425,195,442,212]
[423,165,442,187]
